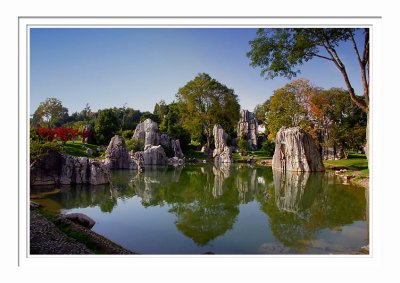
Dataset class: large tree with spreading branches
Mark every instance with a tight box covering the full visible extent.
[247,28,369,157]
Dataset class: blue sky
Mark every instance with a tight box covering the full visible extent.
[30,28,365,115]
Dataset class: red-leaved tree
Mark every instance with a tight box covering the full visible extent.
[36,127,79,143]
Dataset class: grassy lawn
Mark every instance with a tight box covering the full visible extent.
[184,149,209,160]
[232,150,272,162]
[184,149,272,162]
[323,152,369,179]
[60,141,104,158]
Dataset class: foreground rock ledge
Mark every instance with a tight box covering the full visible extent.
[30,150,110,185]
[30,208,134,254]
[272,127,325,172]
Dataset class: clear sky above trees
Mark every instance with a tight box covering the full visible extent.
[30,28,364,115]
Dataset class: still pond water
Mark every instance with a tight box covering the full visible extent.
[31,164,369,254]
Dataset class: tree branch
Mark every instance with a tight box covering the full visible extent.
[308,52,335,61]
[321,36,368,113]
[321,41,342,69]
[350,31,363,66]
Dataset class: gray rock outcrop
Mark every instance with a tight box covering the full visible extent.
[132,119,184,162]
[213,124,233,164]
[133,119,184,160]
[272,127,325,172]
[237,110,258,150]
[142,145,167,165]
[167,156,184,166]
[30,151,110,186]
[104,135,138,169]
[130,151,144,170]
[133,118,160,146]
[159,133,184,158]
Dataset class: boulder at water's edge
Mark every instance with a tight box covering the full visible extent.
[272,127,325,172]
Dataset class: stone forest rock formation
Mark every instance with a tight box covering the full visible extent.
[272,127,325,172]
[30,151,110,186]
[142,144,168,165]
[104,135,139,170]
[133,118,184,161]
[159,133,184,159]
[133,118,160,146]
[213,124,233,164]
[237,110,258,150]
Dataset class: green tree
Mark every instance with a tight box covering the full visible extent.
[158,102,191,151]
[176,73,240,147]
[94,109,120,145]
[266,79,313,139]
[153,100,169,123]
[139,111,160,124]
[247,28,369,157]
[32,97,69,128]
[237,138,249,156]
[310,88,367,152]
[261,140,275,157]
[120,107,142,131]
[254,99,270,125]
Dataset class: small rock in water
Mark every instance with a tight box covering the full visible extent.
[64,213,96,229]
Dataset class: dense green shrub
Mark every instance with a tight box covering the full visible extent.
[237,138,249,156]
[261,140,275,157]
[30,140,62,163]
[120,130,134,140]
[126,138,144,152]
[94,109,120,145]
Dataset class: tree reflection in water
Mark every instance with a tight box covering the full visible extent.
[31,164,367,253]
[169,164,239,245]
[259,170,367,252]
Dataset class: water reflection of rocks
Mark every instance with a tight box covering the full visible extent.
[130,165,183,205]
[212,163,231,198]
[30,184,120,213]
[273,170,310,213]
[261,169,367,253]
[31,165,367,253]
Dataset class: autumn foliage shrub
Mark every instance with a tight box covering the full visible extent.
[36,127,79,143]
